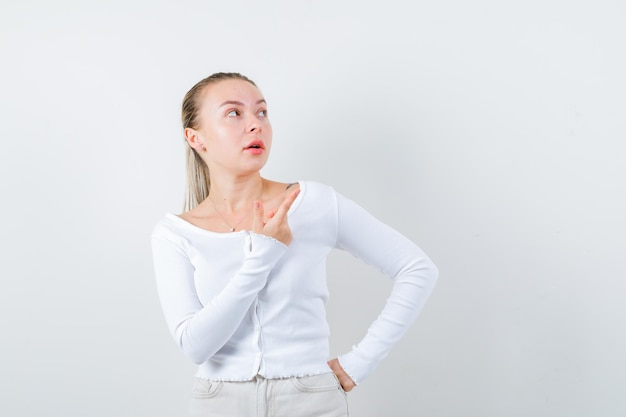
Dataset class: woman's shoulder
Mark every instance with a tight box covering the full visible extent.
[151,213,187,239]
[281,180,339,200]
[263,179,336,199]
[290,179,334,192]
[151,211,216,246]
[288,181,341,213]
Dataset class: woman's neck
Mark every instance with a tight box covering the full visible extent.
[208,174,265,213]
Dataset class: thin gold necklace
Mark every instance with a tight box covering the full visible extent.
[208,185,264,232]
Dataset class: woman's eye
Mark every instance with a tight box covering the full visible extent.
[227,110,239,117]
[258,109,267,117]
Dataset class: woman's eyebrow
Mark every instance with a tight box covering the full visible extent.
[219,99,267,108]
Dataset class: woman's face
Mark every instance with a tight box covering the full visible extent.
[192,79,273,175]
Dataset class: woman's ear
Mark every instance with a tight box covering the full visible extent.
[184,127,206,152]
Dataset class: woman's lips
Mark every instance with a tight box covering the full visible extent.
[244,147,264,155]
[244,140,265,154]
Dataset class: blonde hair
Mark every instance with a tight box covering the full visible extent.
[181,72,257,211]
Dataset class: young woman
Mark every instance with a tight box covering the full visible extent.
[151,72,438,417]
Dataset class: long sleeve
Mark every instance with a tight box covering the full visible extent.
[151,228,287,364]
[333,192,439,384]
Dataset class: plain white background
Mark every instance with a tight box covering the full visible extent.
[1,1,625,416]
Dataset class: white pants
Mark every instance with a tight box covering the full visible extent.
[189,373,350,417]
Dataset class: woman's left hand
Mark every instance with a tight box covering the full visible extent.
[252,189,299,245]
[328,358,356,392]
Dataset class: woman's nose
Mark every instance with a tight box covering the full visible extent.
[247,118,262,133]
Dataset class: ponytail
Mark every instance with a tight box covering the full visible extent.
[184,146,211,211]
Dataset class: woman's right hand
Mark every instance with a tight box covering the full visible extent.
[328,358,356,392]
[252,189,300,245]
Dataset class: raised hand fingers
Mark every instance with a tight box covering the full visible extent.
[252,200,265,234]
[272,189,300,221]
[249,189,299,246]
[256,189,299,246]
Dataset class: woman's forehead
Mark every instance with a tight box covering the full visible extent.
[201,79,264,106]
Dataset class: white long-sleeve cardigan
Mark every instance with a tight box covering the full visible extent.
[151,181,438,384]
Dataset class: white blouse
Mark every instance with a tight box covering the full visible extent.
[151,181,438,384]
